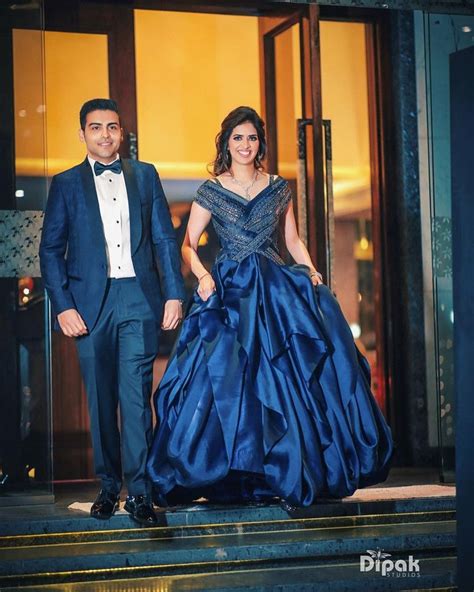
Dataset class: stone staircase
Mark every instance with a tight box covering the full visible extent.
[0,496,456,591]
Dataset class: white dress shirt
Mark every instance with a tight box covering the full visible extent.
[88,156,136,278]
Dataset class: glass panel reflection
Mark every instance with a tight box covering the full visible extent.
[0,2,52,504]
[320,22,381,403]
[0,278,51,493]
[424,13,474,479]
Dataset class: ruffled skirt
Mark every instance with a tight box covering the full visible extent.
[147,254,393,506]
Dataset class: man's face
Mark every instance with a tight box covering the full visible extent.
[79,110,123,163]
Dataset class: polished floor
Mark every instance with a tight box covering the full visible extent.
[0,469,456,592]
[0,467,455,520]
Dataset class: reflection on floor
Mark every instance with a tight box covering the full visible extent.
[0,467,454,517]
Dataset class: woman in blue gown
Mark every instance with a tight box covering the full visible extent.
[147,106,393,508]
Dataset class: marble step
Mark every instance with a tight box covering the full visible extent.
[0,495,456,536]
[0,519,455,586]
[0,509,455,548]
[0,555,456,591]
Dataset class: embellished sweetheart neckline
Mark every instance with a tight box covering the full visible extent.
[206,176,283,206]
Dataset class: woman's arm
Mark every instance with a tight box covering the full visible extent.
[283,201,323,285]
[182,202,216,300]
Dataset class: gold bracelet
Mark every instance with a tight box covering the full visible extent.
[198,272,210,282]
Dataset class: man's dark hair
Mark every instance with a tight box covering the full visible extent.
[79,98,120,130]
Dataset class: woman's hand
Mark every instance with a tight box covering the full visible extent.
[283,202,323,287]
[309,270,323,286]
[197,273,216,301]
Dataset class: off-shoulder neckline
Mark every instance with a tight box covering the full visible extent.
[206,174,283,205]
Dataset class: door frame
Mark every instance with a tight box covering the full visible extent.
[259,7,326,273]
[319,6,396,422]
[42,0,398,479]
[259,5,395,418]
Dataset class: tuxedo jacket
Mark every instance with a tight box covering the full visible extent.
[39,158,185,331]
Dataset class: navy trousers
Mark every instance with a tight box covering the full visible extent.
[75,278,160,496]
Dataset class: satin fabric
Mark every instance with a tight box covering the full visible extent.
[147,253,393,507]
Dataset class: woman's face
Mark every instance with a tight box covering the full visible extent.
[227,121,259,168]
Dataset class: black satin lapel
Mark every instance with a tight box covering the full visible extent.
[79,159,107,257]
[122,159,142,256]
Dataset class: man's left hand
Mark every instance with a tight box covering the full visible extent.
[162,299,183,331]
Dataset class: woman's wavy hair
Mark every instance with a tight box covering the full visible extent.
[210,106,267,176]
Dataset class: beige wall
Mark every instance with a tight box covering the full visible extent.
[14,15,370,195]
[44,32,109,175]
[320,21,371,213]
[13,29,46,177]
[275,24,302,178]
[13,30,109,177]
[15,15,260,180]
[134,10,260,179]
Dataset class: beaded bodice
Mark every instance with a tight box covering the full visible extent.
[194,177,292,264]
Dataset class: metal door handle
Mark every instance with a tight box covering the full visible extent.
[297,118,334,287]
[322,119,334,288]
[296,118,312,246]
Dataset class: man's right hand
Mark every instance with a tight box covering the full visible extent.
[57,309,88,337]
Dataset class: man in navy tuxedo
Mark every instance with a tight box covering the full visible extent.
[39,98,185,525]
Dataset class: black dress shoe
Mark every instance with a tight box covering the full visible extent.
[124,495,157,526]
[90,490,120,520]
[280,498,299,514]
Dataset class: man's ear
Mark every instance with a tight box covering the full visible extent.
[79,128,85,143]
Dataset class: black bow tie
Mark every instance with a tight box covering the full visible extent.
[94,160,122,176]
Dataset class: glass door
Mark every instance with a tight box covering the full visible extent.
[259,7,326,272]
[259,11,388,414]
[420,12,474,481]
[0,0,53,505]
[319,20,386,410]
